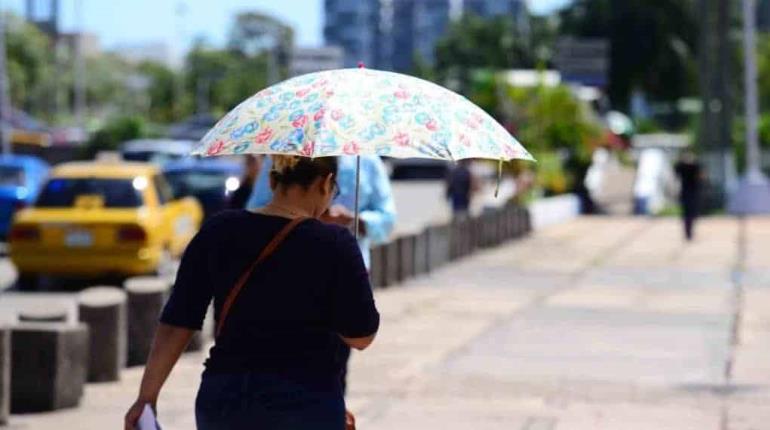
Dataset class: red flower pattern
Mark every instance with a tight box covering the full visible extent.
[300,141,315,156]
[207,140,225,156]
[255,128,273,144]
[393,132,410,147]
[292,115,308,128]
[343,141,360,155]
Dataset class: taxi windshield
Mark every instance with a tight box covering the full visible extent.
[36,177,144,208]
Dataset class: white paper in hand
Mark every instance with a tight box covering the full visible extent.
[137,404,162,430]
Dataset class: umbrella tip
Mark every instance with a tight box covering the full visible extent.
[357,61,365,69]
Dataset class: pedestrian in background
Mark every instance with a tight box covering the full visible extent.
[675,151,703,241]
[446,159,479,219]
[125,155,380,430]
[228,154,262,209]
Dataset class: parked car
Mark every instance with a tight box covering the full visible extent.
[162,158,243,220]
[0,155,49,238]
[120,139,195,165]
[8,161,203,289]
[389,158,449,181]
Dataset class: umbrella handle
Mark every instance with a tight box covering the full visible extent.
[354,155,361,239]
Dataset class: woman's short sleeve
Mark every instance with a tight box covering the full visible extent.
[330,228,380,338]
[160,228,212,330]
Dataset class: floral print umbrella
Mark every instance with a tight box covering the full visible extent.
[194,68,534,163]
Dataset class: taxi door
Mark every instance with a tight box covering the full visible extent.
[152,175,201,256]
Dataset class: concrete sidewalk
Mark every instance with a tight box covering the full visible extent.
[8,217,770,430]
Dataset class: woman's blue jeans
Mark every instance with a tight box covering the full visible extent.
[195,371,345,430]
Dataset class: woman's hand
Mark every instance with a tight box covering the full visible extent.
[346,409,356,430]
[124,398,156,430]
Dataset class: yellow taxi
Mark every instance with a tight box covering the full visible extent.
[9,160,203,288]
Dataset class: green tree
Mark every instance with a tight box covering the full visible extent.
[137,61,180,122]
[82,115,149,158]
[559,0,698,109]
[504,84,603,195]
[435,14,534,93]
[759,35,770,111]
[227,12,294,78]
[5,13,52,115]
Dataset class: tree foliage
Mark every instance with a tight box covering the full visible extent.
[5,13,52,114]
[435,14,538,93]
[559,0,698,109]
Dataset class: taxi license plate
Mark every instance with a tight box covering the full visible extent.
[65,231,93,247]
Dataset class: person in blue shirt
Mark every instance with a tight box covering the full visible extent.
[247,155,396,268]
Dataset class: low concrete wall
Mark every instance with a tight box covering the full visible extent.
[370,203,531,287]
[527,194,581,231]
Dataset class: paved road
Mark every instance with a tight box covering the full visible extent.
[7,216,770,430]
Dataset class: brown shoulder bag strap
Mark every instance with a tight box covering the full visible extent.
[215,216,309,338]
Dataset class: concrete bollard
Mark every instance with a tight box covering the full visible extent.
[11,323,89,413]
[125,277,169,366]
[383,240,400,287]
[426,224,450,272]
[449,221,463,260]
[397,235,416,282]
[369,244,387,288]
[18,307,68,323]
[0,328,8,425]
[78,286,127,382]
[413,230,429,276]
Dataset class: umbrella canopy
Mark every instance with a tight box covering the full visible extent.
[194,68,533,163]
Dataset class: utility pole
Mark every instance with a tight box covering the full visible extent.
[74,0,86,145]
[175,1,187,119]
[698,0,734,210]
[728,0,770,213]
[0,1,12,155]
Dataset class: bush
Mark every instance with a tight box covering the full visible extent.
[81,116,149,159]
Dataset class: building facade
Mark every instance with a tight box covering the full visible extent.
[391,0,451,72]
[760,0,770,32]
[463,0,528,31]
[289,46,345,77]
[323,0,383,68]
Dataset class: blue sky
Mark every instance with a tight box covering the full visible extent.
[9,0,571,53]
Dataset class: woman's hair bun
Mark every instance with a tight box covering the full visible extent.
[271,155,301,174]
[268,155,338,190]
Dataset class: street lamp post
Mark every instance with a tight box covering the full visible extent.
[74,0,86,145]
[0,2,12,155]
[729,0,770,214]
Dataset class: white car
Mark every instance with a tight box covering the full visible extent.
[120,139,195,166]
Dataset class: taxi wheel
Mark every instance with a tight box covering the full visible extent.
[16,274,40,292]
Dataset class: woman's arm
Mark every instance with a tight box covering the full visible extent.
[124,324,195,430]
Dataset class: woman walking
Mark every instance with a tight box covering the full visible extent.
[125,155,380,430]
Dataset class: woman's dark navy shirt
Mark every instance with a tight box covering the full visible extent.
[160,210,379,386]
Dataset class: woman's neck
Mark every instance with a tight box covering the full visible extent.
[267,190,317,218]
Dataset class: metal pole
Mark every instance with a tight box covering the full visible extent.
[0,1,11,155]
[74,0,86,145]
[728,0,770,214]
[354,155,361,239]
[175,1,187,118]
[743,0,761,177]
